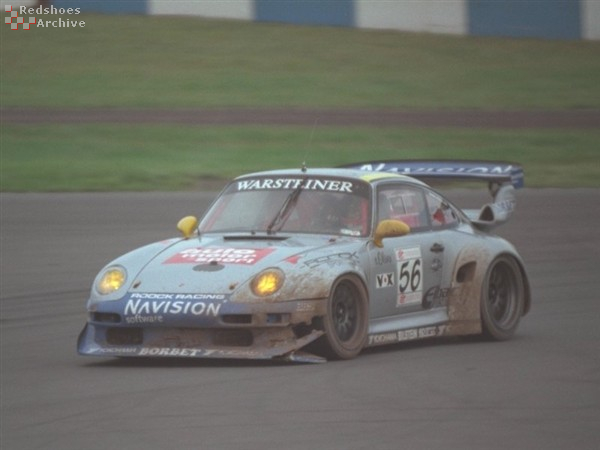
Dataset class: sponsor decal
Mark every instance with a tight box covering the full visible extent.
[95,347,138,354]
[138,348,263,358]
[368,332,398,346]
[284,255,301,264]
[348,161,524,189]
[368,325,448,346]
[139,347,202,357]
[208,349,262,358]
[340,228,361,237]
[303,252,358,269]
[125,315,164,324]
[395,247,423,306]
[125,299,221,317]
[296,302,316,312]
[357,162,516,176]
[164,247,274,265]
[431,257,443,272]
[395,247,421,261]
[422,285,460,309]
[96,345,286,359]
[128,293,226,300]
[123,293,224,322]
[375,272,394,289]
[374,251,393,266]
[236,178,354,193]
[495,198,516,212]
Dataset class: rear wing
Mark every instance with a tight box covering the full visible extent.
[340,160,524,231]
[340,160,524,189]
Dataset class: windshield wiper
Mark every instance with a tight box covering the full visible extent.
[266,178,306,234]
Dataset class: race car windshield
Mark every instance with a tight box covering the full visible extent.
[200,176,371,237]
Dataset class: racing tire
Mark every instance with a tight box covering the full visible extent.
[481,256,525,340]
[320,275,369,360]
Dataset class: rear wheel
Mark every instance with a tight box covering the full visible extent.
[481,256,525,340]
[320,275,369,360]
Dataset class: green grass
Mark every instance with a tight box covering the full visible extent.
[2,14,599,109]
[2,125,599,191]
[2,14,599,191]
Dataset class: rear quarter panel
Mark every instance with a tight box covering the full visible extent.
[443,226,526,335]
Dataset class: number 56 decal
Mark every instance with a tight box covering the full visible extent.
[395,247,423,306]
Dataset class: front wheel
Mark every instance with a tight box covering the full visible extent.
[481,256,525,340]
[319,275,369,360]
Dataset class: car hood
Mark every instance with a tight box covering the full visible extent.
[125,233,365,298]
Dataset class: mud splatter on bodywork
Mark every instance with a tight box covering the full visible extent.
[445,243,492,336]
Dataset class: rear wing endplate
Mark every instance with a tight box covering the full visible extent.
[340,160,524,189]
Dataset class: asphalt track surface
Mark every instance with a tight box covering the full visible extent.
[1,188,599,450]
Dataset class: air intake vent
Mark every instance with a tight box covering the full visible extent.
[222,314,253,324]
[106,328,143,346]
[93,312,121,323]
[212,330,253,347]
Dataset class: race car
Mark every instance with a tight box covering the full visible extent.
[78,160,531,363]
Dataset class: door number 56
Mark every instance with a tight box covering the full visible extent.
[399,259,422,294]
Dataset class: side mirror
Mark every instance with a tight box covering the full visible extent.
[373,220,410,248]
[177,216,199,239]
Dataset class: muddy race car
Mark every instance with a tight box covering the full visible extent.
[78,160,531,363]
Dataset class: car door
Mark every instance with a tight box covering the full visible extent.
[368,184,453,319]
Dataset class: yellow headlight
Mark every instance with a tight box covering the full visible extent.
[251,269,284,297]
[96,267,127,295]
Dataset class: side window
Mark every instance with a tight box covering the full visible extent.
[377,185,429,231]
[425,191,459,228]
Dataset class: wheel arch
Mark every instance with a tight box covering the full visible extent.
[329,270,370,306]
[453,248,530,318]
[311,269,371,360]
[447,244,529,337]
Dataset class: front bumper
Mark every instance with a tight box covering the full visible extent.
[78,296,328,363]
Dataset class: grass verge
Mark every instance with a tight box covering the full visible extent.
[2,125,598,191]
[2,14,599,109]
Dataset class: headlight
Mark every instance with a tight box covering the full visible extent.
[251,269,285,297]
[96,266,127,295]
